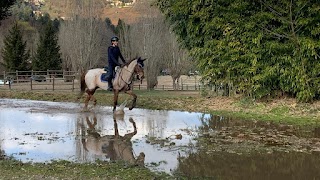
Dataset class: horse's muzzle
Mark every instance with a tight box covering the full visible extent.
[137,74,144,84]
[136,74,144,81]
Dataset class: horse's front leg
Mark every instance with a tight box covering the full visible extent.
[125,90,137,110]
[113,89,119,112]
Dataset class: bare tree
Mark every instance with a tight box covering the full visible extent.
[117,0,192,90]
[116,20,129,59]
[119,0,168,89]
[58,0,112,73]
[162,31,192,90]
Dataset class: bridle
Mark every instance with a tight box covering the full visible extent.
[118,61,144,86]
[135,63,144,81]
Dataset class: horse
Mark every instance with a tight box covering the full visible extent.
[80,57,146,111]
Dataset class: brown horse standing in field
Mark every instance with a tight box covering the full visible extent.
[79,57,146,111]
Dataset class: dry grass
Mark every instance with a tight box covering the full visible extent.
[102,6,142,25]
[41,1,146,25]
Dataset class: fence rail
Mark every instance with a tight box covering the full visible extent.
[0,70,78,91]
[0,70,226,94]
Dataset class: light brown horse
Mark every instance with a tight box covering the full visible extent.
[80,57,146,111]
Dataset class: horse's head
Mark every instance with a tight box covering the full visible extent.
[134,57,146,81]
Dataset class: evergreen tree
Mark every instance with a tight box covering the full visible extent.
[33,20,62,71]
[105,17,116,32]
[2,22,30,71]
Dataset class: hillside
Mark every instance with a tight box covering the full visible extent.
[39,0,148,25]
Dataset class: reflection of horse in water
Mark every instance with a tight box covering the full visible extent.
[81,114,145,166]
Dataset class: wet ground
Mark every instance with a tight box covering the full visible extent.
[0,99,204,173]
[0,99,320,179]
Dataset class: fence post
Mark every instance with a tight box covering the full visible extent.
[47,69,50,82]
[72,77,74,92]
[16,70,18,84]
[181,78,183,89]
[30,78,32,90]
[3,71,5,80]
[52,77,55,91]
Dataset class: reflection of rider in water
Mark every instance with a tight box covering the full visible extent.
[81,114,145,166]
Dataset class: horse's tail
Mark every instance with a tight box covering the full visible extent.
[77,71,87,101]
[80,71,86,93]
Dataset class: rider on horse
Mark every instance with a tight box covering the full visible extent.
[107,36,126,91]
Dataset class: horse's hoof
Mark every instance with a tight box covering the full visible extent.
[129,107,133,110]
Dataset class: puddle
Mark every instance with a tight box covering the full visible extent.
[0,99,203,173]
[0,99,320,178]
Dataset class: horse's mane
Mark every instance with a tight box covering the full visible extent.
[124,57,140,66]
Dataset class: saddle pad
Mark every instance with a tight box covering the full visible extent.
[100,73,108,82]
[100,68,121,83]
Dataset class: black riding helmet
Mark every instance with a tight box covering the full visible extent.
[111,36,119,42]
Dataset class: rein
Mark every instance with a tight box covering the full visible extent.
[117,62,137,87]
[119,68,134,85]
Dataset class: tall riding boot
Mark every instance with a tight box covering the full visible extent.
[107,78,113,91]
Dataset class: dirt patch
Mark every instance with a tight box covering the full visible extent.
[203,96,239,112]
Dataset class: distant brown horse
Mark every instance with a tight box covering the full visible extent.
[80,57,146,111]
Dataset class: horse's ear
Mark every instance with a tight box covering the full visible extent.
[137,57,147,62]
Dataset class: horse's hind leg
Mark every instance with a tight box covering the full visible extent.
[84,88,97,110]
[83,93,91,110]
[91,96,97,107]
[77,91,84,103]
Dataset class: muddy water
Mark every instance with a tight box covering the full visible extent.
[1,99,320,179]
[0,99,203,173]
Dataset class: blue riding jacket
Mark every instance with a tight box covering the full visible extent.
[107,45,125,79]
[108,46,125,66]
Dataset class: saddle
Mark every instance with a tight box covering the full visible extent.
[100,66,120,82]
